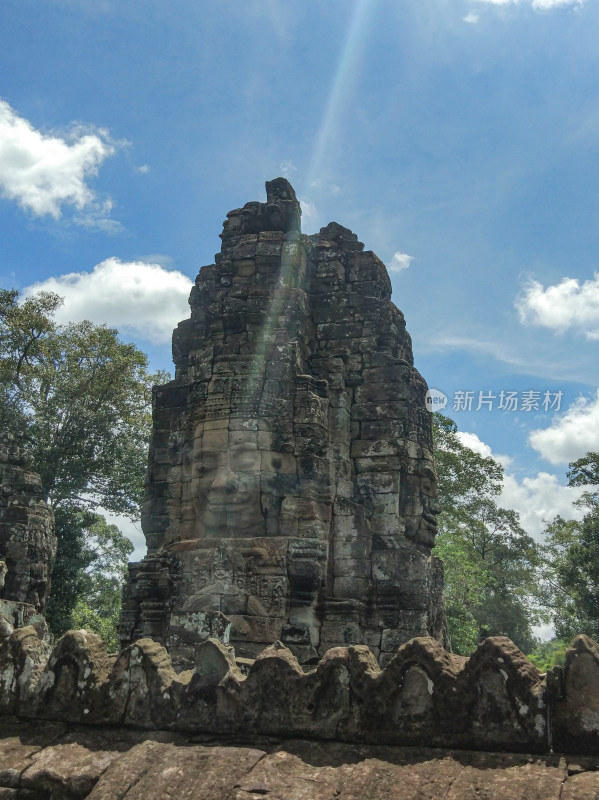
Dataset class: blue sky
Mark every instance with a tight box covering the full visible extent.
[1,0,598,575]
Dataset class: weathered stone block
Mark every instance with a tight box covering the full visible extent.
[229,615,284,644]
[552,634,599,754]
[0,438,56,614]
[333,557,371,578]
[333,577,370,600]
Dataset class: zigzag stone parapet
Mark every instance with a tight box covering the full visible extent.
[1,627,597,755]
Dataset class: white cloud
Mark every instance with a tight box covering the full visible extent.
[100,509,147,562]
[24,258,193,345]
[532,622,555,642]
[500,471,585,540]
[74,201,123,235]
[474,0,584,7]
[529,389,599,464]
[428,334,529,369]
[516,273,599,340]
[299,198,319,230]
[457,430,493,458]
[279,160,297,178]
[388,251,414,273]
[456,431,512,468]
[0,98,117,221]
[309,179,343,197]
[463,12,480,22]
[137,253,175,268]
[456,429,585,541]
[531,0,583,7]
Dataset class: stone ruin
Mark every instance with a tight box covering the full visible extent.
[7,438,599,761]
[4,184,599,796]
[119,178,447,669]
[2,636,599,799]
[0,625,599,757]
[0,435,54,640]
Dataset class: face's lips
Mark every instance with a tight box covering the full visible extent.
[205,493,254,510]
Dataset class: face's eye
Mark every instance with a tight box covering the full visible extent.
[271,457,282,470]
[197,453,222,471]
[230,451,261,472]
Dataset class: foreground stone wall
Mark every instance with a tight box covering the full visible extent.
[0,720,596,800]
[120,178,447,669]
[1,719,597,800]
[1,625,599,756]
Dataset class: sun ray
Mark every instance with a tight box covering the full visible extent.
[306,0,376,190]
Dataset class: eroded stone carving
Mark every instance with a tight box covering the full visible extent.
[0,628,563,753]
[0,435,56,614]
[120,178,446,667]
[551,634,599,754]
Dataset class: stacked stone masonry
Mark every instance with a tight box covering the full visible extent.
[0,627,599,757]
[120,179,446,668]
[0,435,55,615]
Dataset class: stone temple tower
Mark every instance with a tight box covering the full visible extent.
[120,179,446,667]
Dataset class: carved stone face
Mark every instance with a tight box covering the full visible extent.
[191,424,265,538]
[399,463,441,548]
[188,420,297,539]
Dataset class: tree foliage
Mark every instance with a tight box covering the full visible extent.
[0,288,164,642]
[432,414,542,655]
[0,288,165,515]
[46,509,132,650]
[540,453,599,642]
[526,638,568,672]
[567,452,599,490]
[45,507,95,636]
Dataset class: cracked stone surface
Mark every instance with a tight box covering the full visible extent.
[0,720,594,800]
[119,178,447,668]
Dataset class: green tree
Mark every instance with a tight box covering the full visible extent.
[45,507,97,636]
[0,288,164,641]
[433,414,542,654]
[0,289,163,514]
[568,452,599,490]
[69,515,133,651]
[46,508,133,648]
[526,638,568,672]
[540,454,599,641]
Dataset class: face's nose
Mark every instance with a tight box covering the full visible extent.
[210,465,238,493]
[425,496,442,516]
